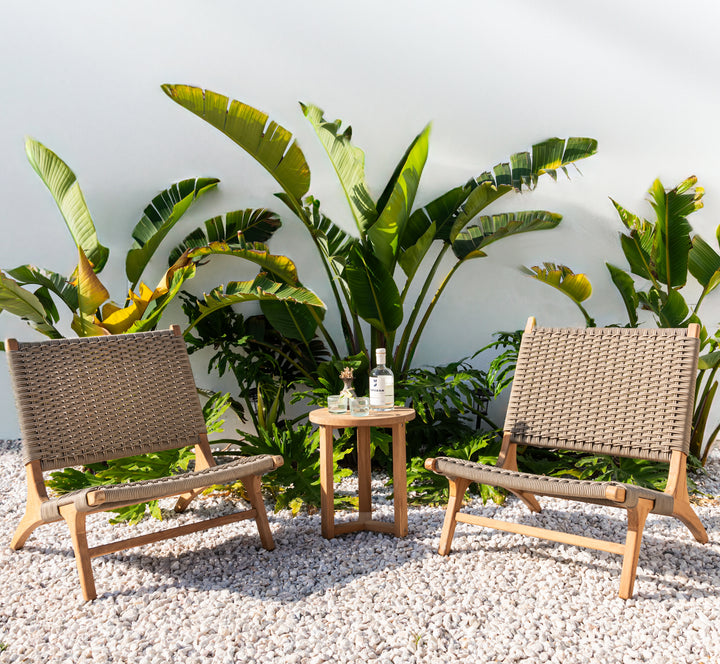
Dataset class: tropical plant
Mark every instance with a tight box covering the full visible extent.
[0,138,326,346]
[162,84,598,382]
[218,423,355,514]
[524,176,720,464]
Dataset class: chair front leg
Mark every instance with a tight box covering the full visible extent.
[438,477,471,556]
[59,504,97,602]
[619,497,653,599]
[11,461,48,550]
[243,474,275,551]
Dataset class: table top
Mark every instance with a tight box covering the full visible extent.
[308,406,416,428]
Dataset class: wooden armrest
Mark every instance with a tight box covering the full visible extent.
[424,458,437,472]
[604,486,626,502]
[87,490,106,507]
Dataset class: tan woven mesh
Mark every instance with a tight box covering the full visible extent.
[432,457,675,515]
[39,455,277,521]
[504,326,699,462]
[7,329,207,471]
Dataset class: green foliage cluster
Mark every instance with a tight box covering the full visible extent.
[526,176,720,465]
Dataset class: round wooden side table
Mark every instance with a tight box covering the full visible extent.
[308,407,416,539]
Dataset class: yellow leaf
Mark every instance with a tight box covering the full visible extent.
[76,248,109,332]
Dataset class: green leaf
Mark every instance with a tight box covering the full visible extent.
[606,263,639,327]
[660,288,690,327]
[301,103,377,233]
[260,299,319,341]
[168,208,282,265]
[304,197,357,276]
[649,178,696,289]
[185,273,325,333]
[688,234,720,294]
[6,265,78,312]
[186,239,299,284]
[698,350,720,371]
[0,272,63,339]
[125,177,220,288]
[452,211,562,260]
[368,124,430,271]
[399,222,436,281]
[619,232,655,281]
[449,181,514,242]
[163,85,311,204]
[343,247,403,335]
[25,137,109,272]
[404,184,472,246]
[75,247,109,330]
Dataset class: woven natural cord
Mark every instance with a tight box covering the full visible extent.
[7,329,208,471]
[504,326,699,462]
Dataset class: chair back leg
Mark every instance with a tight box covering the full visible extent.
[619,498,653,599]
[672,501,709,543]
[438,477,471,556]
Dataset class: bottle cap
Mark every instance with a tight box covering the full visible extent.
[376,348,386,363]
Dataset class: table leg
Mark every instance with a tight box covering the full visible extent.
[319,425,335,539]
[392,421,408,537]
[357,426,372,520]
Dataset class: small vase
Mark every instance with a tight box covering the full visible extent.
[339,367,356,400]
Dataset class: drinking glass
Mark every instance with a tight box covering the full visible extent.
[350,396,370,416]
[327,395,347,413]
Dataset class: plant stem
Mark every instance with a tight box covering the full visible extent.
[402,256,462,374]
[394,244,449,372]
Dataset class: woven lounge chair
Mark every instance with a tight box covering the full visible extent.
[6,325,283,601]
[426,317,708,598]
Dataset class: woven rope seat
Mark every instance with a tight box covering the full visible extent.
[432,457,674,515]
[39,455,277,522]
[6,326,283,601]
[425,318,708,599]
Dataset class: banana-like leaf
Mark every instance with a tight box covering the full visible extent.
[70,314,111,337]
[399,222,436,282]
[304,197,357,276]
[186,240,299,284]
[449,181,514,243]
[452,211,562,260]
[261,299,320,342]
[648,177,699,289]
[128,265,197,333]
[168,208,282,265]
[6,264,78,312]
[185,273,325,333]
[126,177,219,288]
[25,137,109,272]
[343,247,403,335]
[162,85,310,203]
[99,283,154,334]
[0,272,63,339]
[75,248,109,335]
[410,136,597,246]
[698,350,720,371]
[368,124,430,271]
[301,103,377,233]
[523,263,592,303]
[619,232,655,281]
[688,233,720,295]
[606,263,639,327]
[639,288,689,327]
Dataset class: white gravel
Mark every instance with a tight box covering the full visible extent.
[1,439,719,664]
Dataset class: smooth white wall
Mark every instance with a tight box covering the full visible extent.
[1,0,719,437]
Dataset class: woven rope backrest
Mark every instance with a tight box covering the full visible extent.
[504,326,699,462]
[6,329,207,471]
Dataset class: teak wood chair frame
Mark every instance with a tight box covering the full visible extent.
[6,325,283,601]
[426,317,708,598]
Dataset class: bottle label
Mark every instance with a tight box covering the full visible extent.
[369,376,394,408]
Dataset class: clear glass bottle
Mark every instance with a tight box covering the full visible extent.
[369,348,394,411]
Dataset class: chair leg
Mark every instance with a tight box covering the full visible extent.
[174,489,202,513]
[244,475,275,551]
[10,510,44,550]
[510,489,542,513]
[619,498,652,599]
[438,478,471,556]
[59,505,97,602]
[672,499,709,544]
